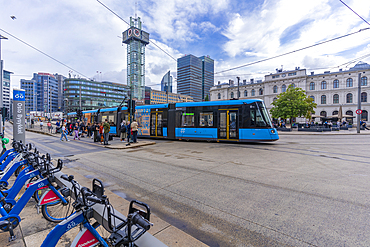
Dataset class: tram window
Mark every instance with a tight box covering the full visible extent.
[182,113,194,127]
[199,112,213,127]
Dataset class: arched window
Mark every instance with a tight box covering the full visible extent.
[361,76,367,86]
[230,92,234,98]
[321,95,326,104]
[320,111,327,117]
[290,83,295,88]
[333,94,339,104]
[309,82,315,90]
[333,79,339,88]
[310,95,315,102]
[244,90,248,97]
[251,89,255,96]
[346,93,353,103]
[346,110,353,116]
[362,110,368,121]
[218,93,221,99]
[259,88,263,95]
[361,92,367,102]
[332,110,338,115]
[346,78,353,87]
[273,85,278,93]
[321,81,327,89]
[282,84,286,92]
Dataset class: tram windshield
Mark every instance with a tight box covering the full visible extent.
[255,102,273,128]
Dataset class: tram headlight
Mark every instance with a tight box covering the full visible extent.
[271,129,275,134]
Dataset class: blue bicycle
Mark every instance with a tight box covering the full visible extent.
[41,175,152,247]
[0,155,68,241]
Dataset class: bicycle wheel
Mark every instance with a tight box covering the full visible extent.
[14,164,27,177]
[41,199,74,223]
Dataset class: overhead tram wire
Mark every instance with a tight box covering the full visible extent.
[0,28,89,78]
[214,27,370,75]
[339,0,370,26]
[96,0,177,62]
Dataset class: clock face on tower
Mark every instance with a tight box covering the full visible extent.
[134,29,140,37]
[128,29,132,37]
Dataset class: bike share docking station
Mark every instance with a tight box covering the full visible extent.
[53,170,168,247]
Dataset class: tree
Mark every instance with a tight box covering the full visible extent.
[270,85,316,125]
[204,95,209,101]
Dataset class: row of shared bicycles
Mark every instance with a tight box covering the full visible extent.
[0,136,152,247]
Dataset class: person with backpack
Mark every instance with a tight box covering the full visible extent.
[120,120,127,142]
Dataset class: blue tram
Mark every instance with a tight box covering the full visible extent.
[67,99,279,142]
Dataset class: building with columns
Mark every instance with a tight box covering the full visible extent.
[210,62,370,123]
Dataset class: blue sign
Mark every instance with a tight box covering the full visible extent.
[13,90,25,101]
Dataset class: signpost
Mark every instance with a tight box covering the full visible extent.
[355,109,362,115]
[13,89,25,143]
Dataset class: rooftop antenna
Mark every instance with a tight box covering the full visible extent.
[135,0,137,20]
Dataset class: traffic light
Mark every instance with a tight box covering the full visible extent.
[1,107,8,119]
[76,109,83,120]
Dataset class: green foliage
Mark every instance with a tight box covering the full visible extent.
[204,95,209,101]
[270,85,317,120]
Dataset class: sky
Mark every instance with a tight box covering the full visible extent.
[1,0,370,92]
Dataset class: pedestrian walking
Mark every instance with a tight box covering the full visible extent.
[60,124,70,141]
[47,121,52,133]
[131,119,138,143]
[31,119,34,128]
[40,120,44,130]
[73,123,80,140]
[103,119,110,145]
[120,120,127,142]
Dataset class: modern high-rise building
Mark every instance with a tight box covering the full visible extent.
[20,73,59,114]
[3,70,12,112]
[64,78,127,113]
[177,54,214,102]
[161,71,173,93]
[122,17,150,100]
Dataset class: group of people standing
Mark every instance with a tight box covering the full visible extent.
[59,118,140,145]
[119,119,138,145]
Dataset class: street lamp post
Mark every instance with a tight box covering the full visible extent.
[0,35,8,134]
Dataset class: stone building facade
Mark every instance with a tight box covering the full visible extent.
[210,62,370,123]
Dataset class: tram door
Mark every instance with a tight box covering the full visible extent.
[218,110,238,140]
[150,111,163,137]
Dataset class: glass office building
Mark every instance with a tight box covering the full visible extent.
[161,71,173,93]
[64,78,127,113]
[21,73,59,114]
[3,70,12,112]
[177,54,214,102]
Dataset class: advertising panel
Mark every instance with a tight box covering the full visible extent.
[136,108,150,136]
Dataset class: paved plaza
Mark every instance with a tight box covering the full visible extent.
[4,123,370,247]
